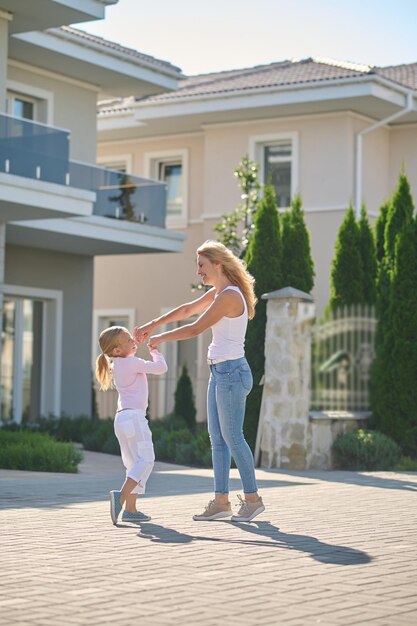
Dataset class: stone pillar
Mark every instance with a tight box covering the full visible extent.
[256,287,315,470]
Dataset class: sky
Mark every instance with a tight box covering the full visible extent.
[76,0,417,76]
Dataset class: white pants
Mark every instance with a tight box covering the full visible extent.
[114,409,155,495]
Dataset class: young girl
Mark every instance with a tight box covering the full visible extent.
[95,326,167,525]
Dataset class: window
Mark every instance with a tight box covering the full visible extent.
[11,95,35,120]
[92,309,135,364]
[6,80,54,125]
[249,133,298,208]
[159,161,183,217]
[97,154,132,174]
[144,150,188,227]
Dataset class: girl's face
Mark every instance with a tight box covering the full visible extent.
[197,254,219,286]
[113,330,137,357]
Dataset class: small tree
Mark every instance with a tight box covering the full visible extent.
[244,185,282,450]
[329,205,363,309]
[281,194,315,293]
[374,201,389,263]
[214,156,262,257]
[110,173,136,221]
[374,218,417,455]
[370,171,416,441]
[384,170,414,264]
[174,364,196,432]
[358,206,377,305]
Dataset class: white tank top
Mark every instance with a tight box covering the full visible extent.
[208,286,248,361]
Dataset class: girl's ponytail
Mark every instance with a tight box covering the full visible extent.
[95,325,126,391]
[95,352,113,391]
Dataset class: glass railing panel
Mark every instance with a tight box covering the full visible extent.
[0,113,70,185]
[69,162,167,228]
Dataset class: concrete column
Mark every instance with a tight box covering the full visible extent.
[0,222,5,418]
[256,287,315,470]
[0,10,12,114]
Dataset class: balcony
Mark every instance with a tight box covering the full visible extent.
[69,162,166,228]
[0,113,167,227]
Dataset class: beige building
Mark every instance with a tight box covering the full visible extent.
[95,56,417,421]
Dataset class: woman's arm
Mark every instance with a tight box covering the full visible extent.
[134,287,215,343]
[147,290,239,350]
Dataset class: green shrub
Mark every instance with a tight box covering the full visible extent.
[0,430,83,473]
[332,429,401,471]
[394,456,417,471]
[151,418,212,467]
[166,429,194,460]
[80,419,117,453]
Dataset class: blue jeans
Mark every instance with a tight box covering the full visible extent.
[207,356,258,495]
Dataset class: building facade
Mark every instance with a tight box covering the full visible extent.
[0,0,185,423]
[95,54,417,422]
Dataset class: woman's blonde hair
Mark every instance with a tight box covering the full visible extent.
[95,326,126,391]
[197,240,257,319]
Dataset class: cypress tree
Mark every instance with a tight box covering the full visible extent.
[244,185,282,450]
[329,205,363,310]
[281,194,315,293]
[377,218,417,455]
[174,364,196,432]
[384,171,414,264]
[370,171,415,436]
[358,206,377,304]
[374,201,389,263]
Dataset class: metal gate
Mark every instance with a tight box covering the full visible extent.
[310,304,377,412]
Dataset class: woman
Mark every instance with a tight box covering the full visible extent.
[134,240,264,522]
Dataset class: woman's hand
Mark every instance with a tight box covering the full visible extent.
[134,322,155,344]
[147,334,163,351]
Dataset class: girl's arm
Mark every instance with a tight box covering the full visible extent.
[134,287,215,344]
[147,290,238,350]
[133,349,168,375]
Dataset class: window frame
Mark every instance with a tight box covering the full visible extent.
[249,132,299,208]
[144,149,189,228]
[92,308,136,367]
[96,154,133,174]
[6,80,54,125]
[3,284,63,422]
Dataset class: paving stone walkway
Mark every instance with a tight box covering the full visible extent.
[1,450,417,626]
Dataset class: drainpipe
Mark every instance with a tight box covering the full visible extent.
[355,91,414,218]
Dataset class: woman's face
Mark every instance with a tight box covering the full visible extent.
[197,254,218,286]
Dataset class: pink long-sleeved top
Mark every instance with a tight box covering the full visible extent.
[112,349,167,412]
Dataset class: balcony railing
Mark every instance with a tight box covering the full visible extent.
[0,113,167,228]
[0,112,70,185]
[69,162,166,228]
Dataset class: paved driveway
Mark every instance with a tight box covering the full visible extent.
[1,450,417,626]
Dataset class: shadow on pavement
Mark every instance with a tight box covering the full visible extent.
[266,469,417,492]
[0,471,313,510]
[135,520,371,565]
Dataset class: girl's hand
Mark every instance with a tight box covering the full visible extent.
[147,335,163,351]
[134,322,154,344]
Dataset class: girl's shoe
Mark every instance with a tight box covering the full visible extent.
[109,490,122,525]
[231,495,265,522]
[122,510,151,523]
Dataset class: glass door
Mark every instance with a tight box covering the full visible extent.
[1,299,16,421]
[1,297,43,423]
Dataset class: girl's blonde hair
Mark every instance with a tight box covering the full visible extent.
[197,240,257,319]
[95,326,126,391]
